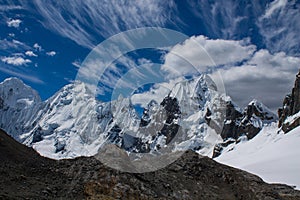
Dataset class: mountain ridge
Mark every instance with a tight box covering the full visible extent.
[0,76,277,160]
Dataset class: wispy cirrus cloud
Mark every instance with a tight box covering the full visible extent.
[0,64,44,84]
[262,0,287,18]
[258,0,300,55]
[0,39,31,52]
[96,55,142,96]
[71,60,81,69]
[186,0,265,40]
[187,0,300,56]
[6,0,176,49]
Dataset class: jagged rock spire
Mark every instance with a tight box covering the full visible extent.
[278,69,300,132]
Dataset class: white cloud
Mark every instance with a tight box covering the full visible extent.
[161,35,300,111]
[7,19,22,28]
[46,51,56,56]
[1,56,31,66]
[25,51,37,57]
[11,53,24,57]
[162,35,256,77]
[12,39,25,45]
[212,49,300,111]
[137,58,152,67]
[33,43,42,51]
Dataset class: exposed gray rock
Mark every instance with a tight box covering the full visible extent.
[213,100,277,158]
[278,69,300,133]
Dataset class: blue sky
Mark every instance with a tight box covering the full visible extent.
[0,0,300,111]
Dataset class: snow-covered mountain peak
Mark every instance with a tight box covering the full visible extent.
[167,75,220,120]
[168,75,215,102]
[0,77,41,109]
[248,99,269,109]
[246,99,278,123]
[169,80,193,102]
[196,74,217,91]
[0,78,44,140]
[47,81,95,109]
[2,77,25,85]
[110,95,140,134]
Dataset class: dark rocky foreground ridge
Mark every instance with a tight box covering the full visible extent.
[1,129,300,200]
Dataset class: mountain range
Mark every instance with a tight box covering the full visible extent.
[0,75,276,159]
[0,71,300,189]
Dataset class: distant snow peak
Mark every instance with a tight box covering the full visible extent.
[247,99,278,124]
[0,77,41,108]
[0,77,43,141]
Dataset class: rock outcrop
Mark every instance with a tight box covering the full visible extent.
[213,100,277,158]
[221,100,277,141]
[278,69,300,133]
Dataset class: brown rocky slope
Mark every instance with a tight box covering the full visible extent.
[0,129,300,199]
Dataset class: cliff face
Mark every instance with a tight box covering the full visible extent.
[220,100,276,141]
[278,70,300,133]
[212,100,277,158]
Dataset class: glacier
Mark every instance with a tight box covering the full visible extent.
[216,123,300,189]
